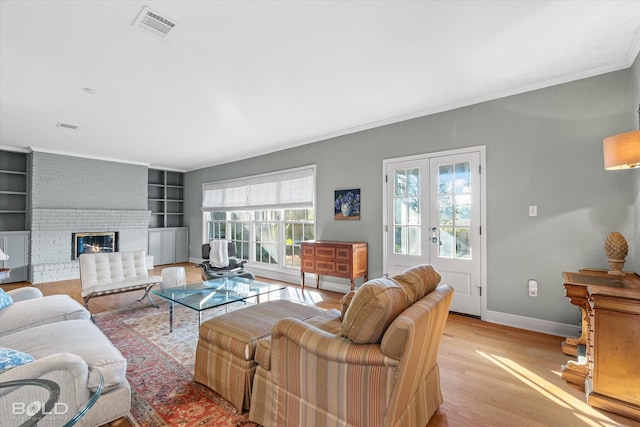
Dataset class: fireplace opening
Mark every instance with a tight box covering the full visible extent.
[72,232,119,260]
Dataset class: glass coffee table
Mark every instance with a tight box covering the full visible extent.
[152,276,285,332]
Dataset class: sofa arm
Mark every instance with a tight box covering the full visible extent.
[6,287,43,302]
[271,318,398,367]
[0,353,92,424]
[0,353,88,383]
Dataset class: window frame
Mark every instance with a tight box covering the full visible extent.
[203,207,315,271]
[201,165,316,272]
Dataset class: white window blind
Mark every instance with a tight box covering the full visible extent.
[202,166,315,211]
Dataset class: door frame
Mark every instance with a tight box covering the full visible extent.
[382,145,487,320]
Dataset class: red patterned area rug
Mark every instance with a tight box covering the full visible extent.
[94,302,260,427]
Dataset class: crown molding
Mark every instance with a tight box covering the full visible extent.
[29,146,151,167]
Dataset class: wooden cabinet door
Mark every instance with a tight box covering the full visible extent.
[593,309,640,406]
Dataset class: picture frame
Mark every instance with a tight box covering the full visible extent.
[334,188,360,220]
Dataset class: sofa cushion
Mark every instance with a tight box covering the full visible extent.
[0,319,126,392]
[305,308,343,335]
[340,278,410,344]
[0,347,34,372]
[339,291,356,320]
[340,265,442,344]
[199,300,325,361]
[390,264,441,303]
[0,289,12,310]
[0,294,91,337]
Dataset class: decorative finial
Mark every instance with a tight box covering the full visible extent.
[604,232,628,276]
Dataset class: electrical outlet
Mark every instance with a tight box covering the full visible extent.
[529,206,537,216]
[528,279,538,297]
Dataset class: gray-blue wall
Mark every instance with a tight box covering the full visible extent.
[185,66,638,326]
[30,152,147,210]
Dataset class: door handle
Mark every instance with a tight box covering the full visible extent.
[431,227,438,243]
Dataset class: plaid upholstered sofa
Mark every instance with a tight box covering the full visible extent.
[249,264,454,427]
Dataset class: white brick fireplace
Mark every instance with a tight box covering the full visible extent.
[30,208,151,283]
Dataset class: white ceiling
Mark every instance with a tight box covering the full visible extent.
[1,1,639,172]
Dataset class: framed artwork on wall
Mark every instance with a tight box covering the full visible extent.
[334,189,360,220]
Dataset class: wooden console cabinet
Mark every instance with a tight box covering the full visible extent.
[562,269,640,421]
[300,241,368,291]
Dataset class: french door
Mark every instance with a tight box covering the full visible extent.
[384,148,484,317]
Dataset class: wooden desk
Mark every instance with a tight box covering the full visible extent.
[300,241,368,291]
[562,269,640,421]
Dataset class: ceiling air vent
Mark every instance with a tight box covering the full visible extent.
[56,122,79,130]
[132,6,178,39]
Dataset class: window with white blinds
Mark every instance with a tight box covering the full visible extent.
[202,165,315,211]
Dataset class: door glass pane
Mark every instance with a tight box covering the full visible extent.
[394,199,406,225]
[394,226,406,254]
[454,162,471,193]
[408,226,420,256]
[456,227,471,259]
[438,195,453,225]
[395,170,406,196]
[455,194,471,226]
[439,226,454,258]
[438,164,453,194]
[407,168,420,196]
[408,197,420,225]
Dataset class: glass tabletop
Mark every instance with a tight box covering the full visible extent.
[151,276,285,312]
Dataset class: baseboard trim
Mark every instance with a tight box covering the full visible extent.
[484,310,580,338]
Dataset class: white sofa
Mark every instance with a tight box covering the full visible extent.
[79,250,161,311]
[0,287,131,427]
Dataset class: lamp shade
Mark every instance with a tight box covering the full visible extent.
[603,130,640,170]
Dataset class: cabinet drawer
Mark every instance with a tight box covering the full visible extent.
[314,260,337,275]
[335,262,351,276]
[335,247,352,261]
[302,245,315,258]
[301,259,315,271]
[315,247,336,259]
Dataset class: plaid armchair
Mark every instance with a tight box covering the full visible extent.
[249,265,454,427]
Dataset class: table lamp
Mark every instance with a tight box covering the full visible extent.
[603,104,640,170]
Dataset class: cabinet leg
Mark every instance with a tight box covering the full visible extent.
[316,275,320,289]
[301,273,305,292]
[561,309,589,389]
[561,359,588,389]
[562,311,588,356]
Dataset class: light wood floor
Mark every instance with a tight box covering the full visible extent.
[3,263,638,427]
